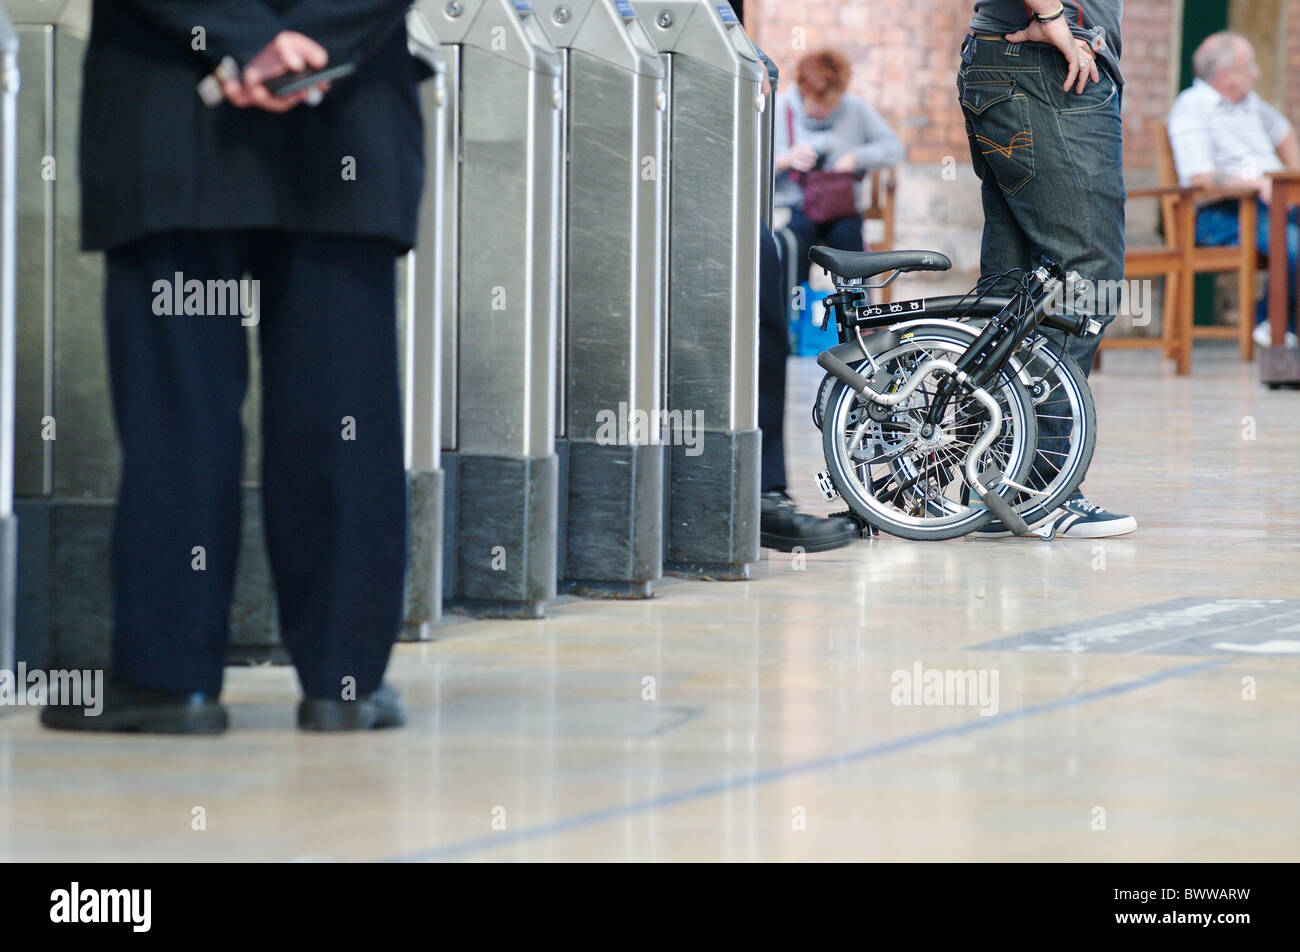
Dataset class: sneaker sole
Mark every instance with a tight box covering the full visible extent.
[1054,515,1137,539]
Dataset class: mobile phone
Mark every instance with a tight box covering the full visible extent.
[264,62,357,97]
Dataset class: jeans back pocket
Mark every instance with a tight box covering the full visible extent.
[960,80,1035,196]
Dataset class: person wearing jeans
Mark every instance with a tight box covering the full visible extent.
[1196,203,1299,346]
[959,0,1136,538]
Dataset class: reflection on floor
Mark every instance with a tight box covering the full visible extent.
[2,344,1297,861]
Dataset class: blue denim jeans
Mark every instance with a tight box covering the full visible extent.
[958,34,1126,372]
[1196,200,1299,332]
[958,34,1125,489]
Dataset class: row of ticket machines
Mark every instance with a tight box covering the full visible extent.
[0,0,781,670]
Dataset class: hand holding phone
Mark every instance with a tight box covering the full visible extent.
[264,62,356,98]
[216,31,330,113]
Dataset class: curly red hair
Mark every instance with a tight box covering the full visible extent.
[795,49,852,99]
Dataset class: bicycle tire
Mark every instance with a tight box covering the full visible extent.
[817,320,1096,531]
[1004,336,1097,527]
[820,333,1038,541]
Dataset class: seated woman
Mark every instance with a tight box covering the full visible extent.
[775,49,905,288]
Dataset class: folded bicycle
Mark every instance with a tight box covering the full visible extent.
[809,246,1103,541]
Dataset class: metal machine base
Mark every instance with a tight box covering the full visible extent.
[14,492,281,670]
[664,428,760,580]
[1259,345,1300,388]
[443,451,558,618]
[1,513,16,671]
[561,440,662,598]
[559,578,656,599]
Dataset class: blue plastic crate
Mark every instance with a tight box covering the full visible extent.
[791,283,839,357]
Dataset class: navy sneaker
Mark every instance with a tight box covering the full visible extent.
[977,492,1136,539]
[1046,493,1137,537]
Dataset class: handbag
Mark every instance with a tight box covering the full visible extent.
[787,107,862,225]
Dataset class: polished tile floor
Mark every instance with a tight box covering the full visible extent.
[2,343,1298,861]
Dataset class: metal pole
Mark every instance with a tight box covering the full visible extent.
[0,3,19,674]
[402,1,448,636]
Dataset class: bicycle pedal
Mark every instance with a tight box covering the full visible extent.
[815,470,839,501]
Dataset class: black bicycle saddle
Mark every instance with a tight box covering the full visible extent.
[809,247,952,280]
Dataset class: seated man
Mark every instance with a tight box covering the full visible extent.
[1168,31,1300,347]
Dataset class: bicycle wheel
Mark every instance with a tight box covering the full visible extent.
[817,323,1097,532]
[820,332,1037,540]
[1002,334,1097,527]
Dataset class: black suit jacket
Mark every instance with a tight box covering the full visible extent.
[80,0,428,252]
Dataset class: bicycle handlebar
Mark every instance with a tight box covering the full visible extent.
[1039,309,1097,336]
[1027,261,1103,337]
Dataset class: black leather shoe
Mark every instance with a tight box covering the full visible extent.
[760,491,860,553]
[830,509,879,538]
[40,679,228,735]
[298,683,406,732]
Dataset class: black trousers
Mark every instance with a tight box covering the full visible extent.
[759,224,788,493]
[782,207,865,289]
[103,230,406,699]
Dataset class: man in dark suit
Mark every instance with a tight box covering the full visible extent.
[41,0,426,734]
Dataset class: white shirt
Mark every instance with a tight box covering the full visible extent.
[1168,79,1291,185]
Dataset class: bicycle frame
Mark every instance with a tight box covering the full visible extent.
[814,258,1103,537]
[820,261,1100,428]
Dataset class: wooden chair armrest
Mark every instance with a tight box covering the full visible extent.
[1126,185,1195,199]
[1188,183,1260,204]
[1267,172,1300,208]
[862,166,899,219]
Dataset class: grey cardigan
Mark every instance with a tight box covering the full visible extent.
[774,90,905,210]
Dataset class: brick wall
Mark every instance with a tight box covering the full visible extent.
[1119,0,1178,175]
[1289,1,1300,131]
